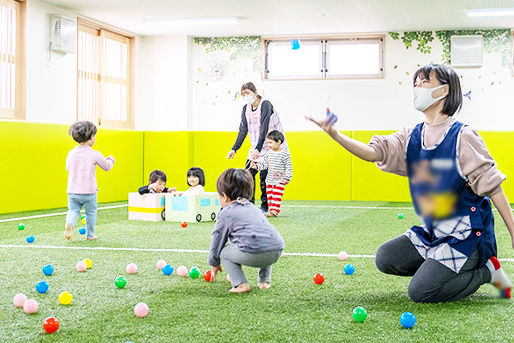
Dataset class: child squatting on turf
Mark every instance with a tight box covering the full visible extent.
[65,121,115,241]
[138,170,176,194]
[208,168,285,293]
[307,64,513,302]
[250,130,293,217]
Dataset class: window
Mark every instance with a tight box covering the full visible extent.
[263,36,384,80]
[77,20,133,128]
[0,0,25,120]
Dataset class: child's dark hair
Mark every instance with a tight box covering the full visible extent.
[149,170,167,184]
[187,167,205,186]
[69,121,97,143]
[412,64,462,116]
[267,130,284,144]
[217,168,254,200]
[241,82,262,100]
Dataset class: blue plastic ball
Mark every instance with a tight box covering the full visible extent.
[36,280,49,293]
[26,235,35,243]
[162,265,174,275]
[42,264,54,276]
[344,263,355,275]
[400,312,416,328]
[79,227,86,235]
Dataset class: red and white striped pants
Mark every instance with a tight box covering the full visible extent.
[266,184,285,214]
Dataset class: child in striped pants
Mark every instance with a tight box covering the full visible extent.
[251,130,292,217]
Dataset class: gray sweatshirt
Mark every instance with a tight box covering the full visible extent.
[208,199,285,266]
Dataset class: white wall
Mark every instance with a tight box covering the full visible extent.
[135,35,191,131]
[25,0,78,125]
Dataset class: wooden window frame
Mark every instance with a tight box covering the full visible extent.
[77,18,134,129]
[0,0,25,120]
[262,34,385,81]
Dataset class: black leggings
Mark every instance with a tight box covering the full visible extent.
[246,159,268,211]
[375,235,491,303]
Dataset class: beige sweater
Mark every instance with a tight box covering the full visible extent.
[368,117,506,197]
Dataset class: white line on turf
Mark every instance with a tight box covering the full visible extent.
[0,204,128,223]
[0,244,512,262]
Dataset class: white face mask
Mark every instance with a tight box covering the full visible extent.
[413,84,446,112]
[244,95,256,105]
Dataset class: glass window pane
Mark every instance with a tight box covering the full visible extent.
[327,41,381,76]
[103,83,126,121]
[267,41,322,79]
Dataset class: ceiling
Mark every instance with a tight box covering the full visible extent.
[42,0,514,36]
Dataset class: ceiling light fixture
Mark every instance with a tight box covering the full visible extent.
[143,17,240,27]
[467,8,514,17]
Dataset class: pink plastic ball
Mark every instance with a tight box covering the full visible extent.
[13,293,27,307]
[227,273,231,282]
[177,265,188,277]
[338,251,348,261]
[156,260,166,270]
[134,302,149,318]
[23,299,38,314]
[126,263,138,274]
[76,260,87,272]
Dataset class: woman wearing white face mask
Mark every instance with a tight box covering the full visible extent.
[227,82,287,213]
[307,64,513,303]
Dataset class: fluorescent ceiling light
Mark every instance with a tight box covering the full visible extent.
[467,8,514,17]
[143,17,239,27]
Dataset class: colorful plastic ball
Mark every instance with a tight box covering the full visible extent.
[36,281,49,294]
[338,251,348,261]
[344,264,356,275]
[43,317,60,333]
[400,312,416,328]
[156,259,167,270]
[76,260,87,272]
[290,39,301,50]
[353,306,367,322]
[177,265,188,277]
[79,227,86,235]
[189,267,200,279]
[134,302,149,318]
[181,222,187,228]
[80,215,86,220]
[26,235,35,243]
[13,293,27,307]
[398,213,404,219]
[162,265,174,275]
[313,273,325,285]
[23,299,38,313]
[42,264,54,276]
[226,274,231,283]
[81,218,86,225]
[203,270,213,282]
[126,263,138,274]
[83,258,92,269]
[58,291,73,305]
[18,223,25,230]
[115,276,127,289]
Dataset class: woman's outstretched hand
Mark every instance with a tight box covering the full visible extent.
[227,150,236,159]
[305,114,338,138]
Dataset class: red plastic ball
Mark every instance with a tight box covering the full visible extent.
[43,317,59,333]
[181,222,187,228]
[203,270,213,282]
[313,273,325,285]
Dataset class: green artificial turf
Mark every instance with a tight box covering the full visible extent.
[0,201,512,342]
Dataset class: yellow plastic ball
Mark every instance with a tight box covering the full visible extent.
[59,291,73,305]
[83,258,92,269]
[81,218,86,225]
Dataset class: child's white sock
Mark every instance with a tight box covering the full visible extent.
[486,256,511,299]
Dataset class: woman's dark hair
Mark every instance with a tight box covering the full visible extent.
[241,82,262,100]
[187,167,205,186]
[69,121,97,143]
[149,170,167,184]
[412,64,462,116]
[216,168,254,200]
[267,130,284,144]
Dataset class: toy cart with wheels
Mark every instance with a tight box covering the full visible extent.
[164,192,220,222]
[128,193,166,221]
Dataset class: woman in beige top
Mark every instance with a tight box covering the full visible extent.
[308,64,513,303]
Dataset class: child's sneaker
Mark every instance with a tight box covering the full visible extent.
[487,256,511,299]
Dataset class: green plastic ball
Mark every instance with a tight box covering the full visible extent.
[80,215,86,220]
[353,306,367,322]
[398,213,404,219]
[18,223,25,230]
[189,267,200,279]
[115,276,127,289]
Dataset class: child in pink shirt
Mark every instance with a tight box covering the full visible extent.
[65,121,114,241]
